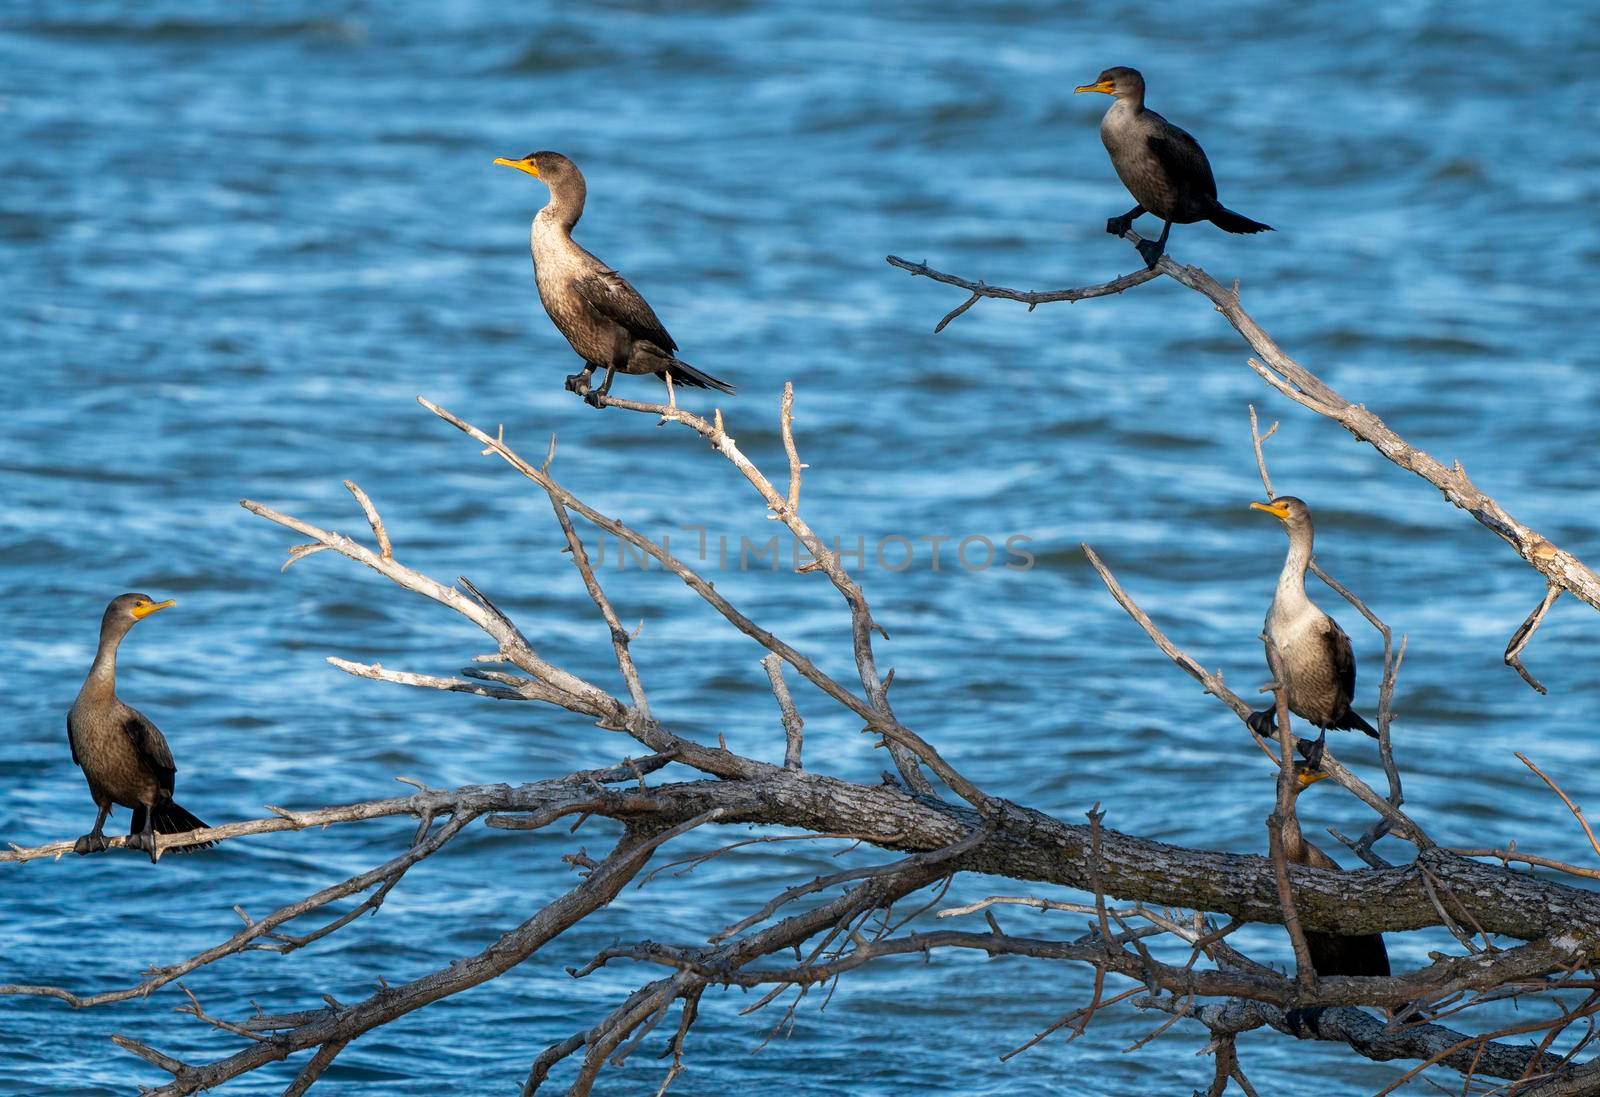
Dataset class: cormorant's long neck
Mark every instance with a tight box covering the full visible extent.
[1117,88,1145,113]
[1274,524,1316,617]
[1281,805,1341,871]
[1279,809,1306,865]
[81,624,126,703]
[539,180,585,234]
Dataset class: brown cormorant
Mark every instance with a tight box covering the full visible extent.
[494,151,735,406]
[1075,67,1272,269]
[1282,759,1391,1032]
[68,594,211,862]
[1248,497,1378,759]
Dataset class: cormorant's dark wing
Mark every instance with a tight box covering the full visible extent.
[1307,929,1391,978]
[1325,619,1358,708]
[67,713,80,766]
[1145,115,1218,200]
[1321,618,1378,736]
[121,708,177,796]
[573,267,677,354]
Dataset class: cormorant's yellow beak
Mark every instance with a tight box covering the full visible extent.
[1251,501,1291,521]
[1075,79,1115,95]
[131,599,176,620]
[494,156,540,178]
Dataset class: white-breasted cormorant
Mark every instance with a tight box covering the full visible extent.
[68,594,211,862]
[1075,67,1271,269]
[494,151,735,406]
[1248,498,1378,758]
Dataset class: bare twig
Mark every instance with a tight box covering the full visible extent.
[761,653,805,770]
[416,397,942,796]
[242,496,629,728]
[128,813,727,1094]
[1518,753,1600,862]
[543,480,652,720]
[343,480,393,561]
[936,895,1141,920]
[1447,846,1600,882]
[1506,584,1563,695]
[778,381,803,514]
[1263,640,1315,990]
[883,254,1162,332]
[2,811,475,1007]
[283,1038,350,1097]
[3,786,467,865]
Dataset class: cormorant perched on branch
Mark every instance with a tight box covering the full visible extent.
[1249,497,1378,760]
[1075,67,1271,269]
[68,594,211,862]
[494,151,735,406]
[1283,760,1391,1032]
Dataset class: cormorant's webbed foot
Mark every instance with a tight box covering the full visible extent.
[1246,708,1276,739]
[582,366,618,408]
[127,830,159,864]
[564,371,591,394]
[73,831,109,856]
[1303,730,1329,771]
[1106,205,1143,237]
[1136,238,1166,269]
[1285,1007,1326,1038]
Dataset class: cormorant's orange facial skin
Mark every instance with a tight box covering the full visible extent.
[129,598,175,620]
[1295,767,1329,789]
[1251,500,1291,521]
[1075,78,1115,95]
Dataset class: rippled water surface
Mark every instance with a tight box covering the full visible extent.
[4,2,1600,1093]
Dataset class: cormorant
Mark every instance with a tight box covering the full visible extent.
[68,594,211,862]
[1282,759,1391,1033]
[494,151,735,406]
[1248,497,1378,760]
[1074,67,1272,269]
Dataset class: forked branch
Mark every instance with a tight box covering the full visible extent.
[889,237,1600,689]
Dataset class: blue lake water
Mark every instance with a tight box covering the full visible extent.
[3,2,1599,1093]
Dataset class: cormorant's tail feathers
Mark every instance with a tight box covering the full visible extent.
[663,359,736,395]
[1342,710,1380,740]
[1209,206,1273,235]
[132,801,215,853]
[1253,706,1378,741]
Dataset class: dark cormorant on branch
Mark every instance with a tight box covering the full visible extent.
[494,151,735,407]
[1283,760,1391,1032]
[1075,67,1272,269]
[68,594,211,862]
[1248,497,1378,760]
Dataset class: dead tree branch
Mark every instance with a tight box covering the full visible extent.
[8,389,1599,1093]
[889,238,1600,689]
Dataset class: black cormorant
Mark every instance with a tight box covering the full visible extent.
[1075,67,1272,268]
